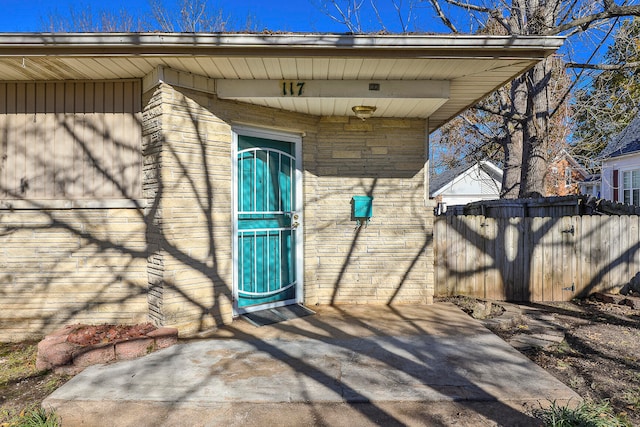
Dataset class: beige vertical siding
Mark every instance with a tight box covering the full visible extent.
[0,80,146,341]
[0,208,148,342]
[0,81,142,200]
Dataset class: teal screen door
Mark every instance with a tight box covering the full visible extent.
[236,134,298,309]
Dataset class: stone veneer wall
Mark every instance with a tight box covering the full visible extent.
[142,83,236,334]
[305,117,434,305]
[142,83,165,326]
[143,82,434,335]
[0,208,148,341]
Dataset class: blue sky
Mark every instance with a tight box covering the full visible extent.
[0,0,615,69]
[0,0,441,33]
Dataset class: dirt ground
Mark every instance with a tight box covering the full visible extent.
[474,296,640,425]
[0,341,70,424]
[530,298,640,424]
[1,297,639,425]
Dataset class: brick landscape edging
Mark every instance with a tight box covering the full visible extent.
[36,325,179,374]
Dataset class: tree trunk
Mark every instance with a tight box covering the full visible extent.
[519,51,552,197]
[501,73,527,199]
[501,129,523,199]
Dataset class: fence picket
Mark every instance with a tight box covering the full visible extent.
[434,213,640,301]
[483,217,496,299]
[436,217,445,293]
[492,218,505,299]
[576,216,596,296]
[618,215,629,290]
[602,217,613,292]
[561,216,575,301]
[630,216,640,289]
[530,217,542,301]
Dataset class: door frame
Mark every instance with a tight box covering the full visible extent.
[231,125,304,316]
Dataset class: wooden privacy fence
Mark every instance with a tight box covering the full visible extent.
[460,197,587,218]
[434,215,640,302]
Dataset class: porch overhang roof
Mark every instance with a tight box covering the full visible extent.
[0,33,564,132]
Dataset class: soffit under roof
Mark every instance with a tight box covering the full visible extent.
[0,33,564,132]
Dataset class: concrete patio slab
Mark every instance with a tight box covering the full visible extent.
[43,303,581,426]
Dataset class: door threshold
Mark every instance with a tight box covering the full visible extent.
[241,304,315,327]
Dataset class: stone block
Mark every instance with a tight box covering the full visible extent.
[321,116,349,123]
[344,122,373,132]
[377,119,412,128]
[508,334,558,350]
[332,150,362,159]
[471,301,493,319]
[371,147,388,155]
[594,292,626,304]
[73,344,116,367]
[36,334,79,371]
[624,296,640,309]
[52,364,85,376]
[147,327,179,349]
[115,338,155,360]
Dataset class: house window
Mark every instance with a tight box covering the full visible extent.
[565,167,572,187]
[622,170,640,206]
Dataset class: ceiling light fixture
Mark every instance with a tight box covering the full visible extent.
[352,105,377,121]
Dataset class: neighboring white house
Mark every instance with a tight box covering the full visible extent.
[599,113,640,205]
[430,160,502,212]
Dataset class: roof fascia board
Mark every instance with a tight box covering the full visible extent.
[551,148,587,174]
[603,149,640,163]
[479,160,504,178]
[0,33,565,58]
[432,163,478,197]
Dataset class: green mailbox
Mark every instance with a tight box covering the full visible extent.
[352,196,373,223]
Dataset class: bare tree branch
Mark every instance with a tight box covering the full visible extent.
[150,1,175,31]
[427,0,458,32]
[320,0,365,33]
[474,102,527,122]
[391,0,409,32]
[566,60,640,69]
[440,0,512,33]
[440,0,492,12]
[547,5,640,35]
[369,0,389,32]
[461,115,500,143]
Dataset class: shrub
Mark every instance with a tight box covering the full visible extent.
[535,400,631,427]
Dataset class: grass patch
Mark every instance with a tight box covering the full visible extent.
[6,406,60,427]
[535,400,631,427]
[1,404,60,427]
[0,342,67,427]
[623,388,640,411]
[0,342,39,386]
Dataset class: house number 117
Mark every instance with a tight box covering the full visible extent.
[282,81,305,96]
